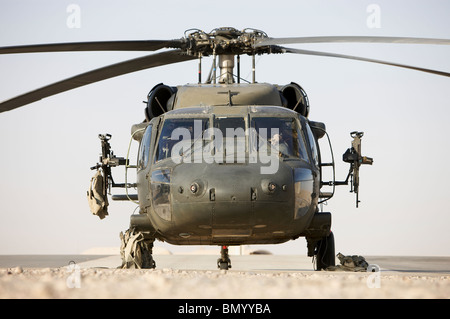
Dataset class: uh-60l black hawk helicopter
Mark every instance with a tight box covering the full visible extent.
[1,27,449,270]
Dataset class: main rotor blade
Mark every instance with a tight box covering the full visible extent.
[0,40,183,54]
[282,47,450,77]
[256,36,450,47]
[0,49,196,113]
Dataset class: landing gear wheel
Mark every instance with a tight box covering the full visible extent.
[315,231,335,271]
[217,245,232,270]
[140,247,156,269]
[218,261,230,270]
[119,228,156,269]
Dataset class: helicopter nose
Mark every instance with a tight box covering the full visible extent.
[171,163,296,231]
[173,163,293,201]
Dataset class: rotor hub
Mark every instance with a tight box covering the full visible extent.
[180,27,282,57]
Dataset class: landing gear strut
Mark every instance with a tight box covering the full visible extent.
[314,231,335,271]
[217,245,232,270]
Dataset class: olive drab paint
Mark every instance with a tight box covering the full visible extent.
[27,28,450,270]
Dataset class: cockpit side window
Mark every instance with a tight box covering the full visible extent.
[305,122,319,166]
[138,124,153,170]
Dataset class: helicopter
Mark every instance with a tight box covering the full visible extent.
[1,27,449,270]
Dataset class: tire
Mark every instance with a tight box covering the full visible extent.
[315,231,335,271]
[140,246,156,269]
[219,262,229,270]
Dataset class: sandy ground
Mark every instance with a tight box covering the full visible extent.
[0,265,448,299]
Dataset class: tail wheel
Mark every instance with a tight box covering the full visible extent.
[315,231,335,271]
[217,245,232,270]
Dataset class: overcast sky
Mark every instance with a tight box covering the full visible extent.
[0,0,449,256]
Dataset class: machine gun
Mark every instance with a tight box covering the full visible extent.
[320,131,373,208]
[338,131,373,207]
[87,134,136,219]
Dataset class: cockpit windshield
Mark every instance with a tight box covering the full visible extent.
[155,118,209,162]
[154,115,310,164]
[251,117,309,161]
[212,117,246,163]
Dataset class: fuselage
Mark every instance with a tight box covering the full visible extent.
[132,83,324,246]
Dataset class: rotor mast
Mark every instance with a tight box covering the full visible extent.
[183,27,279,85]
[218,54,235,84]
